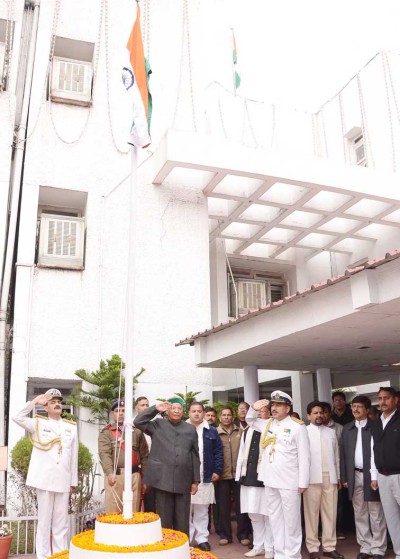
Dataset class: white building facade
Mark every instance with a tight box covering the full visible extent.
[1,0,400,504]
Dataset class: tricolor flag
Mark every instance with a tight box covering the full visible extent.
[123,2,152,148]
[232,28,241,92]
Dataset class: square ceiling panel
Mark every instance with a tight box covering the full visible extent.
[344,199,393,218]
[382,209,400,224]
[239,204,285,222]
[259,182,309,205]
[163,167,216,189]
[280,210,323,228]
[318,217,363,234]
[297,232,338,249]
[259,227,300,244]
[224,238,243,253]
[303,191,352,212]
[276,246,313,262]
[355,222,399,240]
[213,175,265,197]
[207,197,240,218]
[240,242,278,258]
[222,221,262,239]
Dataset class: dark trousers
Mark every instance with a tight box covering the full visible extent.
[155,489,191,537]
[214,479,252,542]
[144,487,156,513]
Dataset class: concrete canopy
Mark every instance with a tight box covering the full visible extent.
[152,131,400,385]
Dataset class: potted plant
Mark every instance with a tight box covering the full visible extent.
[0,523,13,559]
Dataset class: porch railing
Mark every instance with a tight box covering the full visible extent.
[1,508,102,556]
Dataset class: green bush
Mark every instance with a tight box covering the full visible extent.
[10,437,99,514]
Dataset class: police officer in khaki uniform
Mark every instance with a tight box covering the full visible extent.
[98,399,148,513]
[13,388,78,559]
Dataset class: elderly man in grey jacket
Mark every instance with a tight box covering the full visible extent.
[134,397,200,536]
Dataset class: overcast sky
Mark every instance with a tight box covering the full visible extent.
[230,0,400,111]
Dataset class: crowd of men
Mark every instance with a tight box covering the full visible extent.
[11,385,400,559]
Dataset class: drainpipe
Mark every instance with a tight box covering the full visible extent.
[0,0,40,460]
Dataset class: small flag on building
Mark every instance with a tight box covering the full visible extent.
[232,28,241,92]
[123,1,152,148]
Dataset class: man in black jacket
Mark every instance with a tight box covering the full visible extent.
[371,387,400,559]
[340,395,386,559]
[134,397,200,536]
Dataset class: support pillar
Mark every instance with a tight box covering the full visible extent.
[316,368,332,403]
[243,366,259,403]
[291,372,314,419]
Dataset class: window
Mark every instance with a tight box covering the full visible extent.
[344,126,367,167]
[49,37,95,106]
[228,269,287,317]
[36,186,87,270]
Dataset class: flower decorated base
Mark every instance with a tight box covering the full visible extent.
[0,534,13,559]
[49,547,217,559]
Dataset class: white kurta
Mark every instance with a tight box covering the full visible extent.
[13,401,78,491]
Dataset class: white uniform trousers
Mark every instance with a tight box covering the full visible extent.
[249,513,273,553]
[303,474,337,553]
[377,473,400,559]
[189,504,210,545]
[265,486,302,559]
[352,471,386,556]
[36,489,70,559]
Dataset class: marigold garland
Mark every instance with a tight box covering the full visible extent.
[96,512,159,525]
[72,528,187,553]
[49,546,217,559]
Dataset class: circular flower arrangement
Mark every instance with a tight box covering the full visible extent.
[96,512,159,525]
[72,528,187,553]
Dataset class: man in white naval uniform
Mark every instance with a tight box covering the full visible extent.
[247,391,310,559]
[13,389,78,559]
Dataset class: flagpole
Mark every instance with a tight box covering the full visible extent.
[230,27,237,95]
[122,145,138,519]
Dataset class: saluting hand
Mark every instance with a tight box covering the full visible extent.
[156,402,171,413]
[32,394,53,406]
[252,399,270,411]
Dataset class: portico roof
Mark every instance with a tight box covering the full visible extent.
[152,131,400,384]
[153,130,400,264]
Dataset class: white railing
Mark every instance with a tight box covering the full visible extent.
[1,508,102,556]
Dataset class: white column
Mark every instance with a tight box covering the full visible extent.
[316,368,332,403]
[243,366,259,403]
[291,372,314,419]
[209,239,229,326]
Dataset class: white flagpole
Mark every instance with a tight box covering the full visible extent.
[122,146,138,519]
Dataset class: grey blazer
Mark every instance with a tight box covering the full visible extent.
[134,405,200,494]
[340,418,380,502]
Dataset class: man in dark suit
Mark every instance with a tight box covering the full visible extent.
[371,387,400,559]
[134,397,200,537]
[340,395,386,559]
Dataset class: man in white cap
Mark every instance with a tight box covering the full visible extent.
[246,391,310,559]
[13,389,78,559]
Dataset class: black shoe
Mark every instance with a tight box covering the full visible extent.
[323,552,344,559]
[356,554,371,559]
[198,542,211,552]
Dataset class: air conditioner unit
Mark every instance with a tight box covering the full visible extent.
[0,42,6,91]
[50,56,93,106]
[237,280,267,313]
[38,214,85,269]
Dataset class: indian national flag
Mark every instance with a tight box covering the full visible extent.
[123,2,152,148]
[232,29,241,91]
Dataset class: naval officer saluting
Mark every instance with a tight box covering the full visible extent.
[246,391,310,559]
[13,389,78,559]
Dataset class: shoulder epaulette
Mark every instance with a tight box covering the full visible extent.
[291,417,305,425]
[100,424,111,432]
[62,418,76,425]
[35,414,48,420]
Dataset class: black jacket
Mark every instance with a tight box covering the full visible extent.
[371,410,400,475]
[340,418,380,502]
